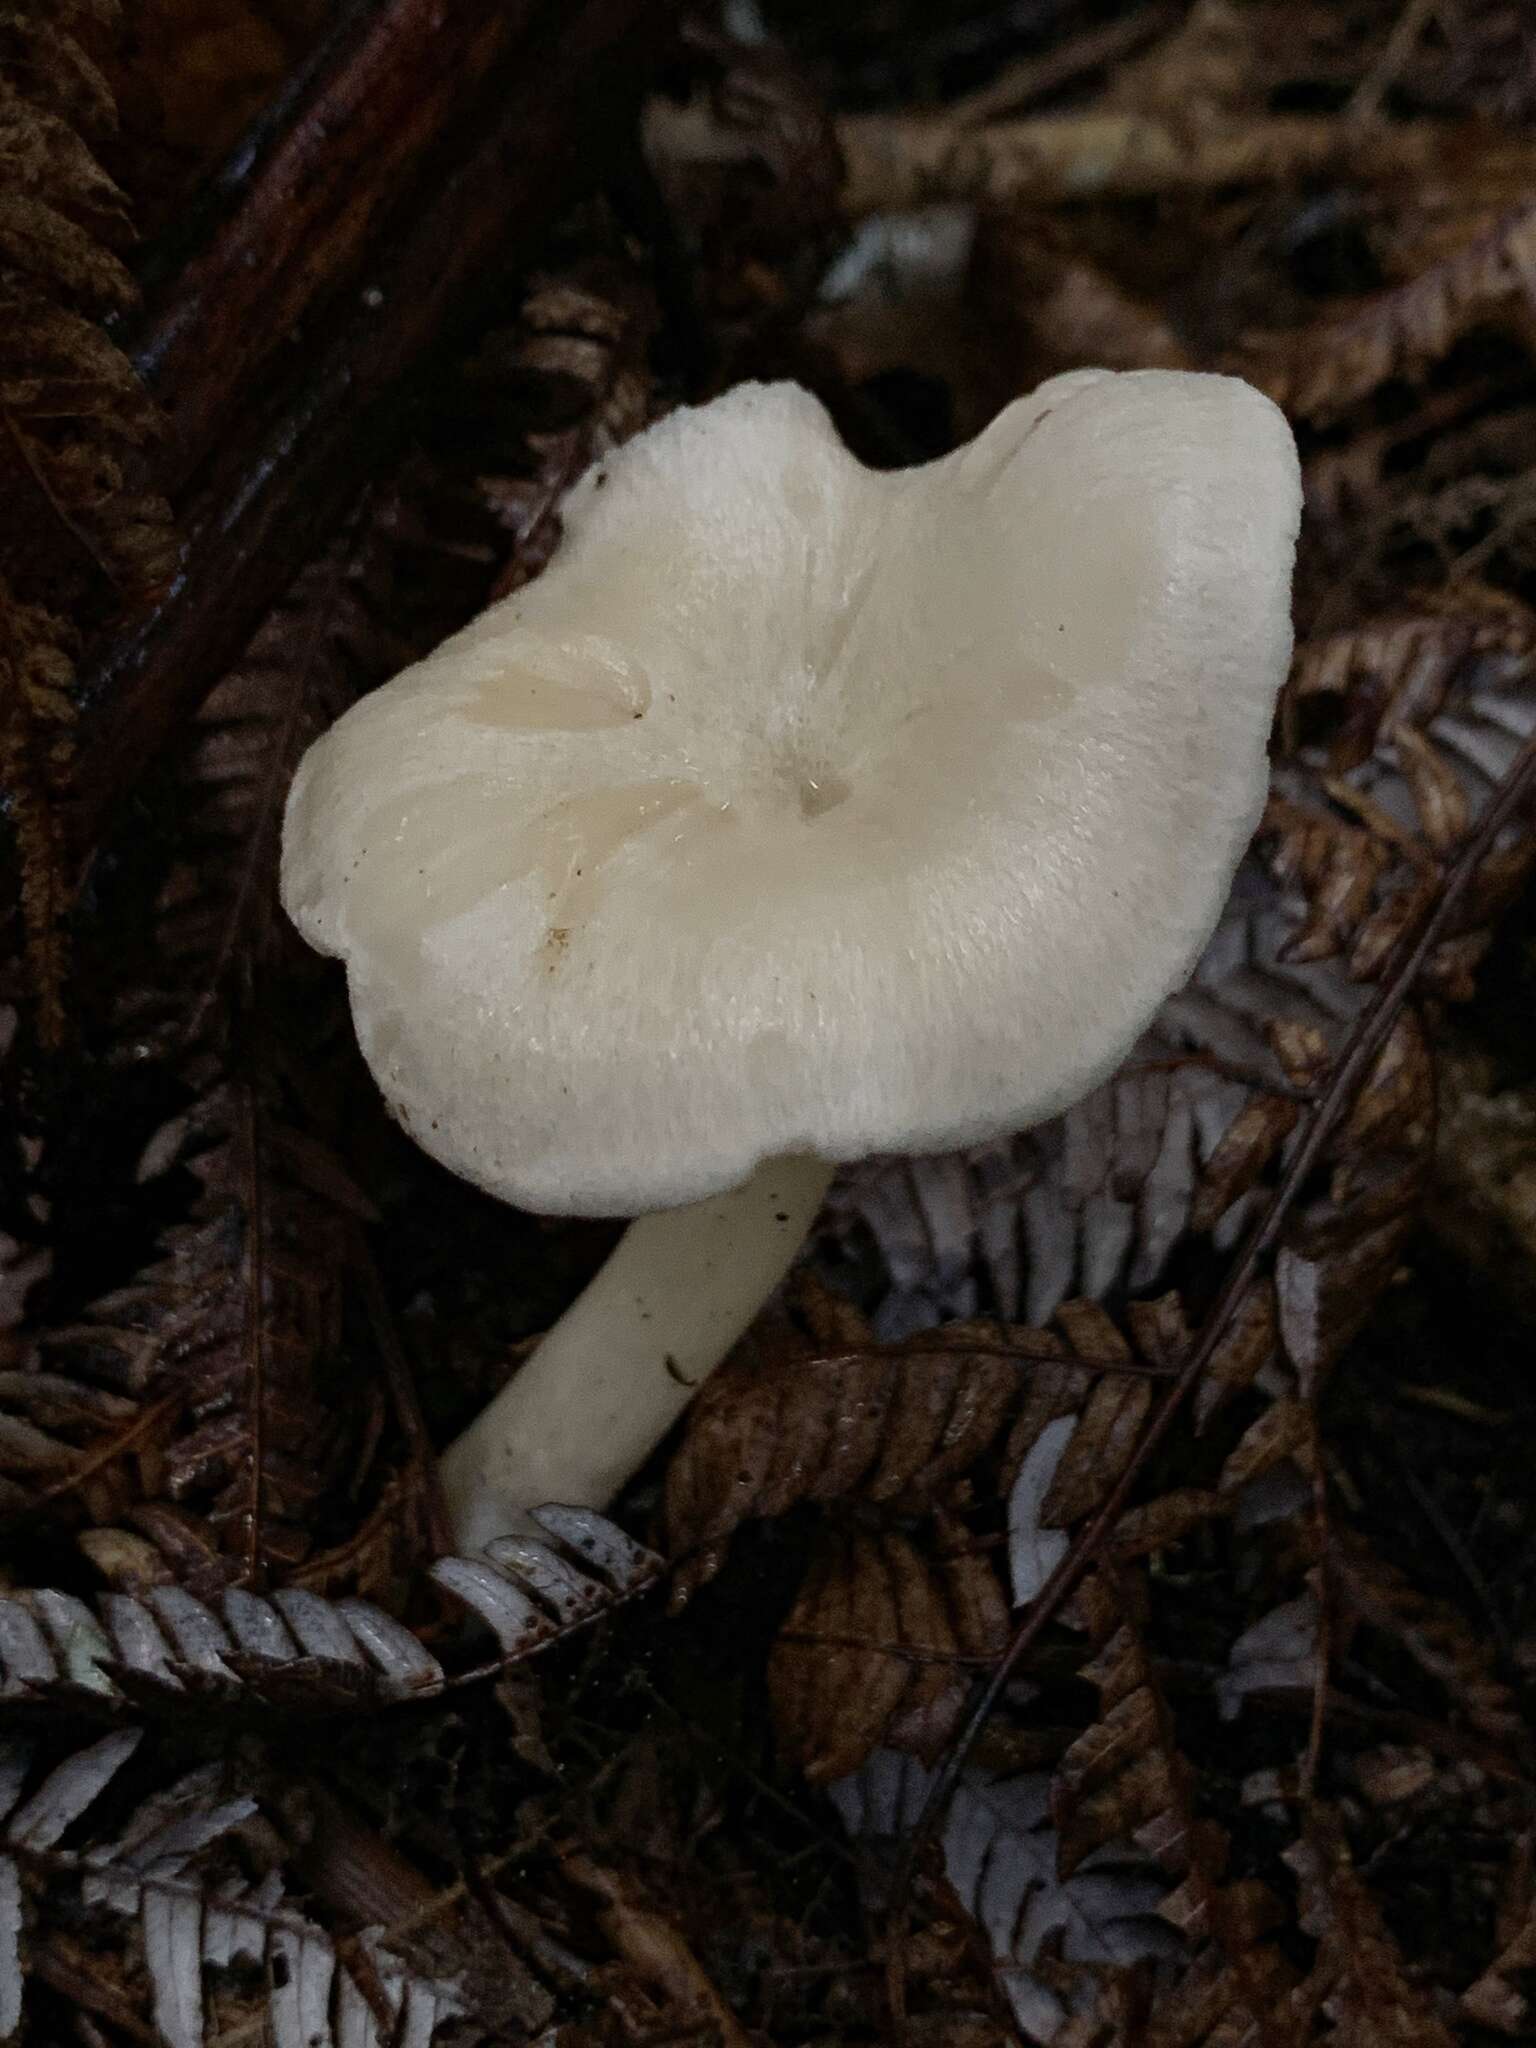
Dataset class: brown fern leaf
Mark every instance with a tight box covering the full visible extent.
[1288,590,1536,761]
[147,1071,369,1585]
[1332,1533,1520,1743]
[0,1,174,605]
[4,1022,188,1536]
[15,1058,376,1590]
[1136,1944,1299,2048]
[1006,1299,1178,1534]
[1264,620,1536,1001]
[1259,793,1393,966]
[473,244,659,602]
[1462,1835,1536,2035]
[23,540,416,1583]
[1298,388,1512,542]
[1051,1571,1315,2048]
[1053,1570,1193,1882]
[989,1291,1279,1616]
[0,1730,544,2044]
[0,0,176,1026]
[768,1517,1008,1782]
[0,1363,169,1534]
[1236,204,1536,423]
[1001,1036,1427,1604]
[1282,1810,1458,2048]
[125,530,398,1055]
[665,1284,1184,1599]
[0,580,73,1033]
[9,531,406,1567]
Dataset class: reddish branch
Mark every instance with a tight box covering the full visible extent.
[134,0,545,494]
[71,0,679,858]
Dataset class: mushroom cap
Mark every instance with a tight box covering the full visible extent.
[282,372,1300,1215]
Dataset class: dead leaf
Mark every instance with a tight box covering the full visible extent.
[1238,204,1536,422]
[769,1522,1008,1782]
[665,1313,1027,1599]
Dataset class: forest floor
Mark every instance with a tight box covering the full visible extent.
[6,2,1536,2043]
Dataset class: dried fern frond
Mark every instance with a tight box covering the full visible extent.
[1331,1533,1520,1743]
[1266,624,1536,1000]
[1281,1811,1458,2048]
[1050,1570,1308,2048]
[832,1746,1177,2044]
[665,1279,1190,1599]
[0,0,174,597]
[0,0,176,1029]
[768,1517,1008,1781]
[142,537,391,1042]
[0,1729,473,2048]
[14,521,422,1579]
[683,998,1433,1774]
[1286,595,1536,759]
[1236,204,1536,422]
[473,242,659,601]
[12,1024,381,1581]
[9,232,667,1591]
[0,1504,661,1716]
[143,1073,369,1581]
[0,580,74,1035]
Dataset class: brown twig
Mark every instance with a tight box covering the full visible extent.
[793,1338,1179,1378]
[30,1939,160,2047]
[884,723,1536,2031]
[237,1060,269,1587]
[836,110,1536,216]
[1348,0,1438,124]
[1301,1411,1333,1801]
[943,5,1181,127]
[459,1852,593,1995]
[32,1392,183,1511]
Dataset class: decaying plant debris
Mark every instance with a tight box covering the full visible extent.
[5,0,1536,2041]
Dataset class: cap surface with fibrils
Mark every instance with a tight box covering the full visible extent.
[282,370,1301,1217]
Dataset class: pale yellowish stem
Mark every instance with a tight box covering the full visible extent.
[439,1153,835,1554]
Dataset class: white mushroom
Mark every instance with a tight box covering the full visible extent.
[281,372,1300,1553]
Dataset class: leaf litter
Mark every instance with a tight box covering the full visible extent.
[5,2,1536,2043]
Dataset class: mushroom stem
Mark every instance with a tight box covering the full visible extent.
[439,1153,835,1553]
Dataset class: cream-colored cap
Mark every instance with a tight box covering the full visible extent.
[282,373,1300,1215]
